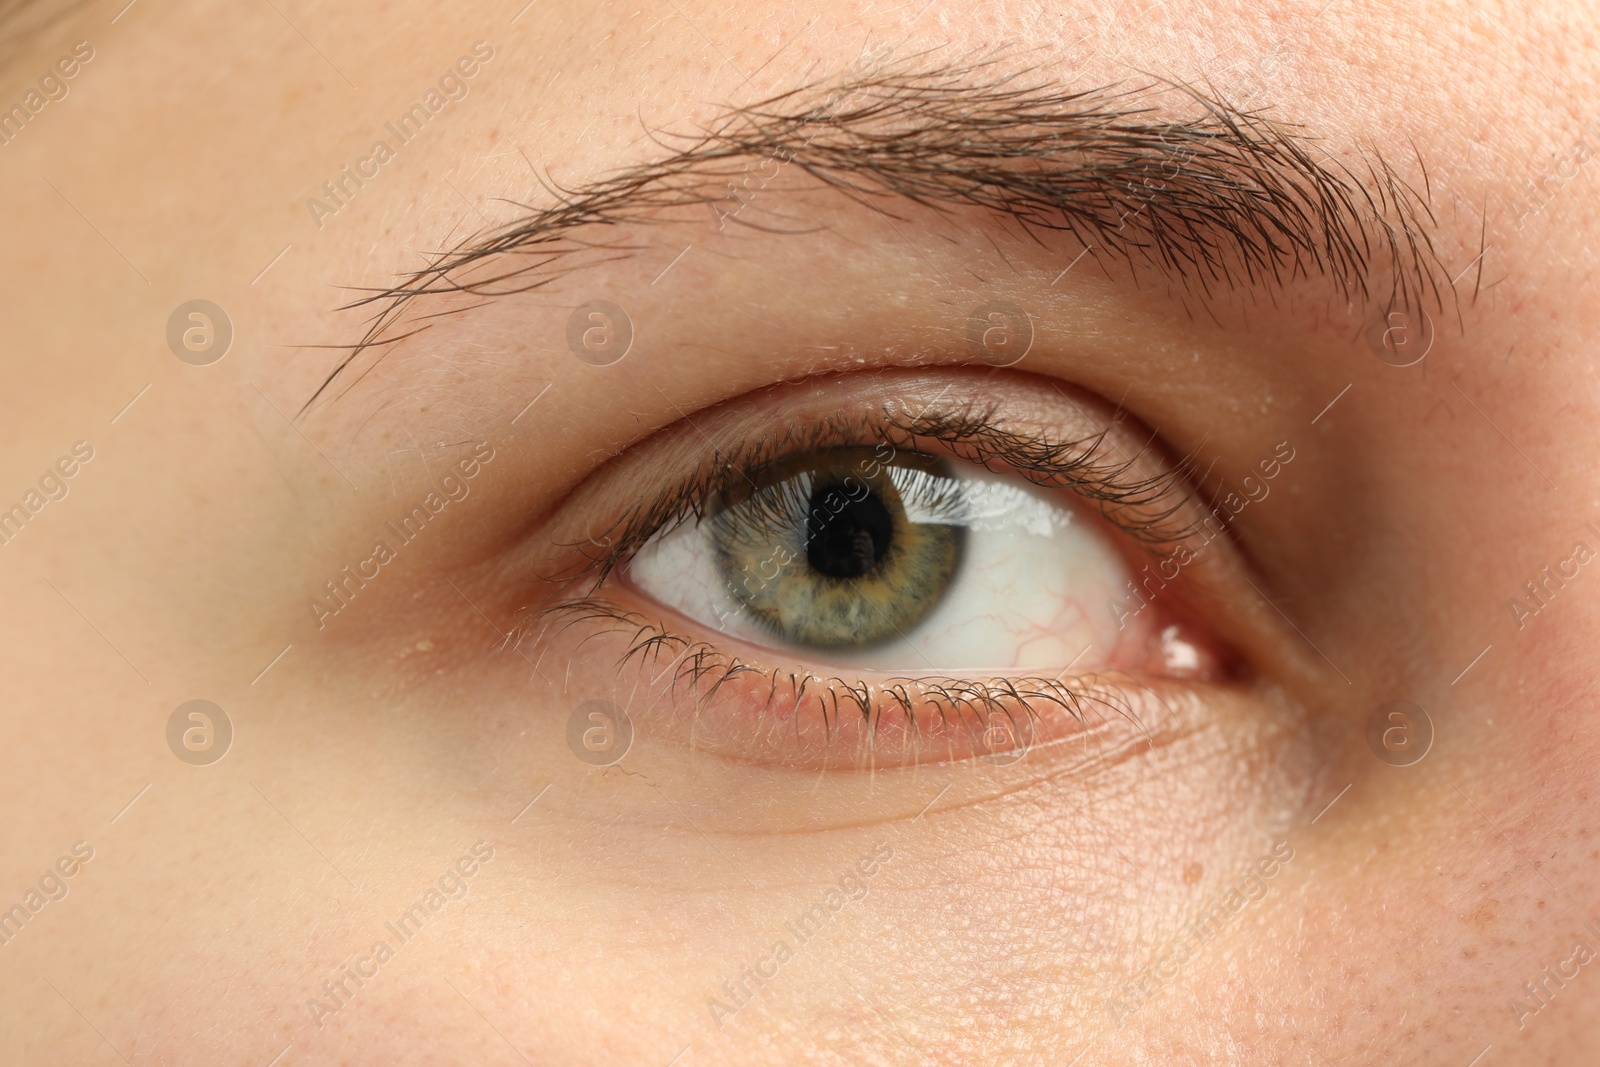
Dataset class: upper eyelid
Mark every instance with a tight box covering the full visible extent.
[536,398,1203,593]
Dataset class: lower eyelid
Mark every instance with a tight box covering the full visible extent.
[527,591,1228,770]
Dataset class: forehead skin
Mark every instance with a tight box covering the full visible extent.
[0,0,1598,1065]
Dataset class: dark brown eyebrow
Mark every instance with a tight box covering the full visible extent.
[304,55,1451,412]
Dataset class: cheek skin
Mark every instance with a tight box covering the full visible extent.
[1122,620,1600,1063]
[90,656,1313,1065]
[284,676,1311,1064]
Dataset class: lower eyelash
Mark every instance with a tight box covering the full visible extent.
[529,595,1150,764]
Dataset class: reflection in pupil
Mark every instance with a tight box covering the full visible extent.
[806,484,892,579]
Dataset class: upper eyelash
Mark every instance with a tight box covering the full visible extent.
[708,450,968,551]
[540,394,1200,590]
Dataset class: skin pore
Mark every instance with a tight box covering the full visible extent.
[1,0,1598,1064]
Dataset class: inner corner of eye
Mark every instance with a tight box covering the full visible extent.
[621,444,1200,677]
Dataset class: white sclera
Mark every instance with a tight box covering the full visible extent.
[627,459,1131,672]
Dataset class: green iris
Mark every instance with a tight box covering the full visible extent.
[710,448,966,649]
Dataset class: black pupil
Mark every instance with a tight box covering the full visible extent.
[806,484,893,579]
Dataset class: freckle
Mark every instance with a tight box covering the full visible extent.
[1183,862,1203,885]
[1462,947,1477,960]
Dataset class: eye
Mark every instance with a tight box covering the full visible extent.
[530,370,1236,769]
[628,445,1133,672]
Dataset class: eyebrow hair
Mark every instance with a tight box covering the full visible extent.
[306,55,1451,411]
[0,0,93,63]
